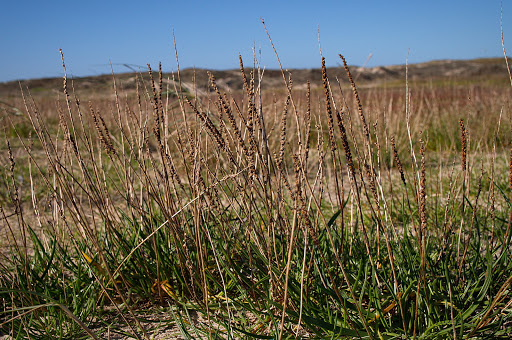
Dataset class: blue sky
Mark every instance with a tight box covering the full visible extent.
[0,1,510,82]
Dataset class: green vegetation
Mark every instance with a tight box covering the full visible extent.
[1,50,512,339]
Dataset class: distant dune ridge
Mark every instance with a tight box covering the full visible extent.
[1,57,510,98]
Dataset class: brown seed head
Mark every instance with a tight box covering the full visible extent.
[419,139,427,231]
[391,136,406,186]
[459,119,467,172]
[339,54,369,140]
[321,57,337,152]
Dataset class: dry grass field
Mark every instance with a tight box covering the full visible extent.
[1,52,512,339]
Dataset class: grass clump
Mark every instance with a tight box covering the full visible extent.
[1,47,512,339]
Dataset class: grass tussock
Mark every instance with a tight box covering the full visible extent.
[1,47,512,339]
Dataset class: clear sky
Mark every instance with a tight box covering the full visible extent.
[1,1,510,82]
